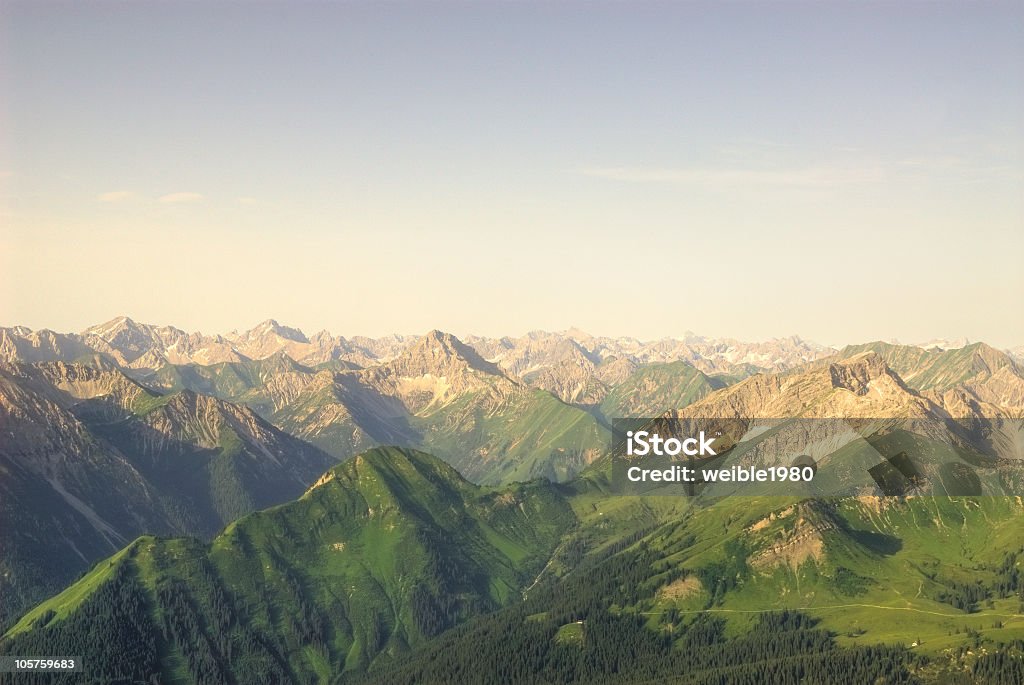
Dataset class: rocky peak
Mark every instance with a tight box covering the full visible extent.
[826,352,905,395]
[309,330,335,345]
[80,316,162,363]
[1008,346,1024,364]
[394,330,505,378]
[83,315,143,339]
[562,327,595,342]
[966,342,1019,375]
[349,331,515,415]
[249,319,309,343]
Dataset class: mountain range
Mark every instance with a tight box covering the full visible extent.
[2,317,833,388]
[1,318,1024,683]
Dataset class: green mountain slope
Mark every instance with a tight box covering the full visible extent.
[0,447,576,684]
[414,387,609,484]
[598,361,725,421]
[364,485,1024,684]
[7,434,1024,683]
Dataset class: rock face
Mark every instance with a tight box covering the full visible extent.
[18,359,153,416]
[747,502,835,571]
[664,347,1017,423]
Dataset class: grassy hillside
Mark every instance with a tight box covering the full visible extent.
[365,488,1024,685]
[417,388,610,485]
[598,361,725,421]
[6,419,1024,683]
[1,447,576,683]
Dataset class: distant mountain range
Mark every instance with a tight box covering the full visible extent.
[2,316,834,377]
[5,316,1021,396]
[2,318,1023,683]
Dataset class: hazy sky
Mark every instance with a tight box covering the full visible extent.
[2,1,1022,347]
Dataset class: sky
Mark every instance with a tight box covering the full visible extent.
[1,1,1022,347]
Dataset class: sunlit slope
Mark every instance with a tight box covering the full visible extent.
[367,489,1024,685]
[0,447,576,684]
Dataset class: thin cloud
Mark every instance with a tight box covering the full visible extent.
[895,155,966,169]
[157,192,204,204]
[579,166,883,188]
[237,196,258,205]
[97,190,136,203]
